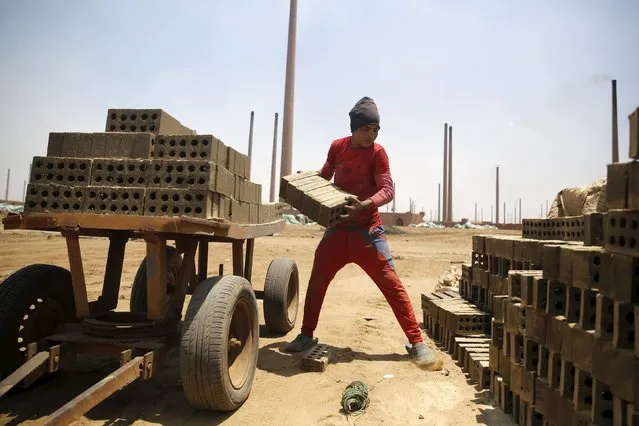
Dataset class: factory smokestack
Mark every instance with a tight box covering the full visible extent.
[247,111,255,180]
[442,123,448,222]
[612,79,619,163]
[448,125,453,222]
[280,0,298,192]
[437,183,441,222]
[495,166,500,224]
[269,112,279,202]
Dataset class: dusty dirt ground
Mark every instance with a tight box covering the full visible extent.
[0,223,519,426]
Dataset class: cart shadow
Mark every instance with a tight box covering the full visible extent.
[0,351,234,426]
[257,341,408,378]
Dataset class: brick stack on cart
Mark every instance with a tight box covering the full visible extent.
[422,106,639,425]
[25,108,278,224]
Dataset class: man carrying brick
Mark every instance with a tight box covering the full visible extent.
[284,97,442,371]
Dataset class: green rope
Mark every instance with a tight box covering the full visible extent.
[341,381,370,413]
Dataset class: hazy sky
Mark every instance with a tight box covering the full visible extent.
[1,0,637,222]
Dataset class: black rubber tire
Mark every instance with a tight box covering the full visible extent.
[180,275,259,411]
[263,257,299,333]
[130,246,182,313]
[0,264,76,379]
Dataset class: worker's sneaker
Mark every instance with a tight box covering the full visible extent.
[405,342,443,371]
[283,333,318,353]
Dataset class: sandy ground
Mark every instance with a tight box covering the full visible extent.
[0,222,519,426]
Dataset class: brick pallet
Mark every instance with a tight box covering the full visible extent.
[24,108,279,224]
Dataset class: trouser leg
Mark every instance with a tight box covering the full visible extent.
[353,226,423,344]
[300,227,350,337]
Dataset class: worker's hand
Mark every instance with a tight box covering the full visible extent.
[340,196,373,220]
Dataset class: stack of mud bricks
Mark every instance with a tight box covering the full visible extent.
[420,290,492,390]
[24,108,280,224]
[279,171,352,228]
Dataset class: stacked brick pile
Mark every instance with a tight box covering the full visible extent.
[24,108,280,224]
[279,171,352,228]
[422,105,639,425]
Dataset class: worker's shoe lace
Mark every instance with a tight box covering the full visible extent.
[405,342,443,371]
[283,333,318,353]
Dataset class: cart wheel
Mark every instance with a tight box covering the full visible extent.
[263,257,299,333]
[0,264,76,380]
[180,275,259,411]
[130,246,182,313]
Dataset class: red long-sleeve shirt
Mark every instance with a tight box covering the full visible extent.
[320,136,394,228]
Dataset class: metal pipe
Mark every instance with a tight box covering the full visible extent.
[269,112,279,202]
[247,111,255,180]
[448,125,453,222]
[503,202,506,224]
[437,183,441,222]
[443,123,448,222]
[5,168,10,201]
[612,79,619,163]
[495,166,500,224]
[279,0,298,186]
[519,198,522,223]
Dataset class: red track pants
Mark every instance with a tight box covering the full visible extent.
[300,225,423,344]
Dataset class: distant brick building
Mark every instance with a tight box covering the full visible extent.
[380,212,424,227]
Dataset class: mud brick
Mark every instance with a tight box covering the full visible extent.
[215,165,235,198]
[523,338,541,372]
[595,293,615,341]
[225,146,237,174]
[91,158,150,187]
[579,289,598,331]
[299,184,337,212]
[521,271,544,306]
[144,188,226,219]
[558,245,577,284]
[546,281,567,316]
[316,195,351,228]
[591,379,614,426]
[233,176,244,200]
[532,277,548,311]
[105,109,194,135]
[148,159,214,188]
[90,133,107,157]
[245,181,262,203]
[545,315,566,353]
[446,309,490,336]
[607,163,629,209]
[505,301,526,334]
[101,132,155,158]
[613,396,639,426]
[489,342,501,369]
[564,216,585,241]
[249,203,259,224]
[509,333,525,364]
[473,235,487,253]
[46,132,64,156]
[494,236,517,259]
[29,156,92,186]
[279,171,318,199]
[613,301,635,350]
[300,343,332,372]
[584,212,606,246]
[153,134,222,162]
[523,218,544,239]
[84,186,145,215]
[478,270,489,290]
[631,107,639,159]
[592,340,637,404]
[547,349,562,389]
[230,199,249,224]
[605,210,639,256]
[284,174,330,209]
[525,307,547,345]
[510,362,536,403]
[534,378,551,417]
[236,153,249,178]
[537,345,550,380]
[561,321,577,363]
[500,380,514,414]
[571,326,595,372]
[63,133,88,158]
[559,359,576,399]
[573,368,594,413]
[493,295,508,322]
[24,183,85,213]
[628,162,639,210]
[565,286,581,323]
[500,350,512,382]
[607,253,639,302]
[542,244,563,282]
[571,246,608,291]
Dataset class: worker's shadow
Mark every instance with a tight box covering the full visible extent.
[257,341,408,378]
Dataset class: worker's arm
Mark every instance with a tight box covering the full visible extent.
[368,148,394,208]
[319,142,337,181]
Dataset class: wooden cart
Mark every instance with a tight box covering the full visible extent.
[0,212,299,425]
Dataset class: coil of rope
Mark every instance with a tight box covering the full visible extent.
[341,380,370,414]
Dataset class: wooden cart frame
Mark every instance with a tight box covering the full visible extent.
[0,212,299,425]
